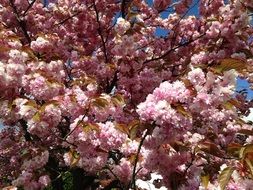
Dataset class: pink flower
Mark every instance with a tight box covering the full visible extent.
[115,18,131,35]
[112,158,132,184]
[31,37,51,52]
[188,68,206,86]
[153,0,171,11]
[39,175,51,187]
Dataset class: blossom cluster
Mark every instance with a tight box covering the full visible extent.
[0,0,253,189]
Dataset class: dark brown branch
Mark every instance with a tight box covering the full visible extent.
[55,11,81,26]
[144,33,206,64]
[63,114,86,140]
[23,0,37,16]
[19,119,32,141]
[121,0,127,18]
[9,0,31,44]
[46,156,64,190]
[129,129,149,189]
[93,1,109,63]
[71,168,99,189]
[106,70,118,94]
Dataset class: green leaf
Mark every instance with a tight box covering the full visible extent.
[62,171,73,190]
[218,167,234,190]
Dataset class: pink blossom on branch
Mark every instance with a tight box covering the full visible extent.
[0,0,253,189]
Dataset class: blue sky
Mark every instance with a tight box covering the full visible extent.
[152,0,200,37]
[236,78,253,100]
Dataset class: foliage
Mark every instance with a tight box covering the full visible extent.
[0,0,253,189]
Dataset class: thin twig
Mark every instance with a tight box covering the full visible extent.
[54,11,82,26]
[23,0,37,16]
[121,0,126,18]
[106,70,118,94]
[93,0,109,63]
[129,129,149,189]
[144,33,206,64]
[9,0,31,44]
[104,165,123,188]
[63,114,86,140]
[169,0,201,48]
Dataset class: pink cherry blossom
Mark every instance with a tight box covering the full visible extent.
[0,0,253,189]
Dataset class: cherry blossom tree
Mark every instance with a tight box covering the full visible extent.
[0,0,253,189]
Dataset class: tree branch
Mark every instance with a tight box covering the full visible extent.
[144,33,206,64]
[106,70,118,94]
[121,0,127,18]
[18,119,32,141]
[169,0,201,47]
[23,0,37,16]
[63,114,86,140]
[129,129,149,189]
[93,0,109,63]
[9,0,31,44]
[54,11,81,26]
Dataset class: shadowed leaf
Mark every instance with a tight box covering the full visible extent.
[201,173,209,189]
[218,166,234,190]
[245,158,253,178]
[129,120,140,140]
[198,141,225,158]
[92,97,109,109]
[239,144,253,160]
[211,58,246,74]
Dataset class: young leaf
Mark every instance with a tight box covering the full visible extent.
[239,144,253,160]
[115,123,129,135]
[218,166,234,190]
[81,122,100,133]
[201,173,209,189]
[129,120,140,140]
[198,141,225,158]
[111,94,125,107]
[69,150,80,167]
[170,141,189,152]
[24,100,38,108]
[245,158,253,178]
[175,104,191,118]
[227,143,242,157]
[92,97,109,109]
[211,58,246,74]
[32,112,40,122]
